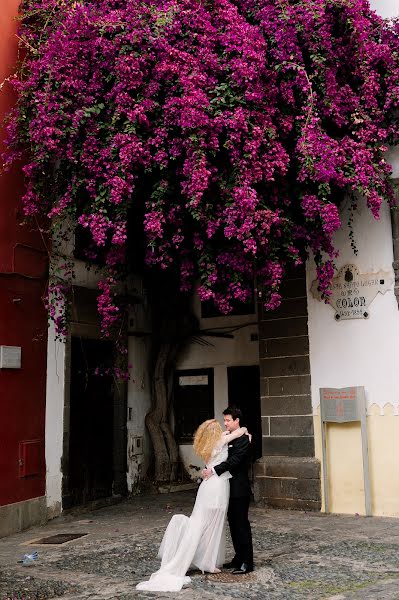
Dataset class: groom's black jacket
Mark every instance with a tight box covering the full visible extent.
[213,435,251,498]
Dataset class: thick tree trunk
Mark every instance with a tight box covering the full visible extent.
[145,343,172,483]
[144,273,197,485]
[160,422,179,482]
[161,343,181,482]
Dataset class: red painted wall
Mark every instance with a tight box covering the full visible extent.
[0,1,48,506]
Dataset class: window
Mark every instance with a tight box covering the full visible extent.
[174,368,214,443]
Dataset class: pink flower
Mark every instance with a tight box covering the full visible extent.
[4,0,398,338]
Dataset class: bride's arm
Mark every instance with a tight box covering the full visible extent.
[201,428,250,479]
[221,427,248,445]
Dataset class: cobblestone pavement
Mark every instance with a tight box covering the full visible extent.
[2,491,399,600]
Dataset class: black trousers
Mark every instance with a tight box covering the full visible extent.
[227,496,253,567]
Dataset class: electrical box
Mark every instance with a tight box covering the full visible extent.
[19,440,42,478]
[0,346,21,369]
[131,436,143,456]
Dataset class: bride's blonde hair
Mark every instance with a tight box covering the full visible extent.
[193,419,223,463]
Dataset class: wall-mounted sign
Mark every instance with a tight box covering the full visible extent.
[311,264,394,321]
[0,346,22,369]
[320,387,362,422]
[178,375,208,386]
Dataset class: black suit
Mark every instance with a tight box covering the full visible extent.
[214,435,253,569]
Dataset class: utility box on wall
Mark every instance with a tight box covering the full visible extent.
[19,440,42,478]
[131,437,143,456]
[0,346,21,369]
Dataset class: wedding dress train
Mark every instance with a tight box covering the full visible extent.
[136,442,231,592]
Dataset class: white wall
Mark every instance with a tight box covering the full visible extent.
[369,0,398,19]
[307,193,399,515]
[176,296,259,476]
[45,322,66,518]
[307,199,398,411]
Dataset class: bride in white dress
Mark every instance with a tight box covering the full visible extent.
[136,419,249,592]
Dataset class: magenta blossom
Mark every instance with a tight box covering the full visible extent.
[3,0,399,336]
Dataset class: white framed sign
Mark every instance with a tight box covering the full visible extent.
[311,264,394,320]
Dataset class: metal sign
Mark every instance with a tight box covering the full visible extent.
[321,387,361,422]
[320,386,371,516]
[311,264,393,321]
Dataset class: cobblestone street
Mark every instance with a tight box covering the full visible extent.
[2,491,399,600]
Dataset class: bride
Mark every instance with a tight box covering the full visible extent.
[136,418,249,592]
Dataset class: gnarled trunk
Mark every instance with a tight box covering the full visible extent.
[144,274,197,485]
[145,343,175,482]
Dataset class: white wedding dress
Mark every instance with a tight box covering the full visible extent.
[136,440,231,592]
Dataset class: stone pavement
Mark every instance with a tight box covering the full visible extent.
[1,491,399,600]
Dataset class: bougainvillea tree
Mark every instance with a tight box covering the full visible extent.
[3,0,399,481]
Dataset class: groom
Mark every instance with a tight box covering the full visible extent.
[202,406,254,574]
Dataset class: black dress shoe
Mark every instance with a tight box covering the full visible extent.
[223,561,238,569]
[232,563,254,575]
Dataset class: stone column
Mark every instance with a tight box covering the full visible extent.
[254,267,321,511]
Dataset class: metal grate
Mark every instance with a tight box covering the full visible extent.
[204,571,255,583]
[33,533,88,545]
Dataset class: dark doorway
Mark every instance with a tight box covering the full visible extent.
[64,338,115,508]
[227,366,262,461]
[174,369,214,443]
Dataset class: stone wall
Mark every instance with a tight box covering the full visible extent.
[0,497,46,538]
[255,268,321,510]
